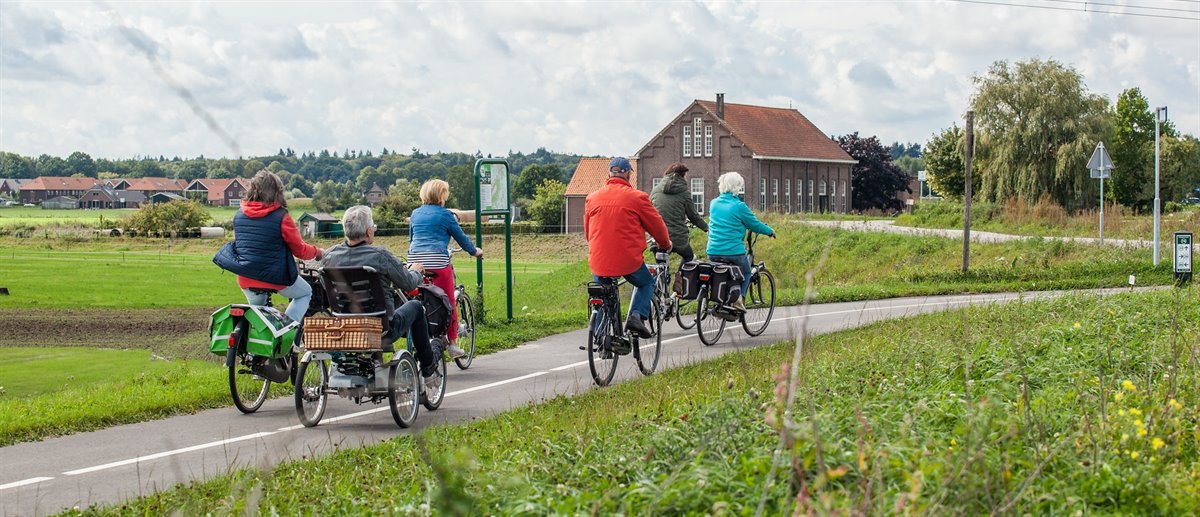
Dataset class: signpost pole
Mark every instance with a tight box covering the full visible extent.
[474,162,485,321]
[1153,107,1167,266]
[1088,142,1113,246]
[962,111,974,273]
[504,169,513,323]
[1099,177,1104,245]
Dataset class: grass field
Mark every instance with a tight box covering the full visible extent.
[72,288,1200,515]
[0,218,1183,445]
[894,198,1200,240]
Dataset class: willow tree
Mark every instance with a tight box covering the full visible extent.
[971,59,1110,209]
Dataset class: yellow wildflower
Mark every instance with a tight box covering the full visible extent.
[1121,433,1129,442]
[1130,451,1140,459]
[1073,322,1081,329]
[1137,427,1148,437]
[1121,380,1137,392]
[1118,409,1126,416]
[1115,393,1124,402]
[951,439,957,446]
[1152,438,1165,450]
[1169,399,1182,411]
[1128,408,1142,417]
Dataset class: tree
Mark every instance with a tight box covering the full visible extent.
[373,179,421,228]
[1107,88,1162,211]
[242,159,265,177]
[1160,134,1200,205]
[355,165,395,194]
[836,132,912,211]
[66,151,97,177]
[924,124,977,199]
[36,154,68,177]
[123,200,211,237]
[971,58,1109,209]
[311,181,340,213]
[445,164,475,209]
[0,152,36,179]
[528,179,566,229]
[513,164,562,200]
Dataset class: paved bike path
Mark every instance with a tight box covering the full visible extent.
[0,289,1140,516]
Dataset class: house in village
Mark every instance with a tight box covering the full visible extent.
[18,177,101,205]
[149,192,186,204]
[564,157,637,233]
[1,179,32,198]
[364,184,386,206]
[78,184,145,209]
[634,95,856,216]
[184,178,247,206]
[122,177,188,198]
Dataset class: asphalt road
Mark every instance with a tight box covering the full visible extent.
[0,289,1140,516]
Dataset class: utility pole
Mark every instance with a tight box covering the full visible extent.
[1153,106,1167,266]
[962,111,974,273]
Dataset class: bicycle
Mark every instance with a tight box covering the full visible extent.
[214,261,325,414]
[694,231,776,346]
[648,246,698,331]
[445,246,478,370]
[585,273,663,386]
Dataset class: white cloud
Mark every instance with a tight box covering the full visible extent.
[0,0,1196,160]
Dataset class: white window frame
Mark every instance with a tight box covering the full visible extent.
[690,177,705,215]
[760,178,767,209]
[808,179,815,211]
[682,126,692,157]
[784,180,791,213]
[693,118,702,157]
[772,178,779,210]
[652,177,663,191]
[703,125,713,157]
[842,180,848,212]
[797,179,804,212]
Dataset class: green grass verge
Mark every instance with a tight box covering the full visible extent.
[69,288,1200,515]
[894,199,1200,241]
[0,347,196,398]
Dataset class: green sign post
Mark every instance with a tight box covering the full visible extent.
[1174,231,1193,286]
[474,159,514,322]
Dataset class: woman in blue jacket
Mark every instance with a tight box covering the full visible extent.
[408,179,483,358]
[706,172,774,310]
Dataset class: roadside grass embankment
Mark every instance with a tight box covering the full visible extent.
[72,287,1200,515]
[0,219,1180,445]
[894,197,1200,241]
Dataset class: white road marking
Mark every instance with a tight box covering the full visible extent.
[48,296,992,479]
[0,477,53,491]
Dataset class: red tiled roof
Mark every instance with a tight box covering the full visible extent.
[565,158,639,196]
[695,100,854,162]
[126,177,187,192]
[187,178,246,201]
[22,176,101,191]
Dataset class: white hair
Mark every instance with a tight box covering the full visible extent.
[342,205,374,240]
[718,172,745,195]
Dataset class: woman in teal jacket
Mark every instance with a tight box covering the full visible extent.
[706,172,774,310]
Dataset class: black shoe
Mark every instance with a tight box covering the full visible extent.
[625,316,652,339]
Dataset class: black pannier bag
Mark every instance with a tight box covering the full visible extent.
[674,261,709,300]
[417,284,454,337]
[709,263,745,305]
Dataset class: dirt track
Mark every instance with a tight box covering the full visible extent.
[0,308,215,360]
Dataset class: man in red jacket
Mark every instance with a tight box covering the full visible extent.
[584,157,672,340]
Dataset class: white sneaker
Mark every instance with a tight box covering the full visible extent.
[423,371,442,392]
[447,344,467,359]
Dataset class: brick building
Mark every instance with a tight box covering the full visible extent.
[564,157,637,233]
[634,95,856,215]
[18,177,101,205]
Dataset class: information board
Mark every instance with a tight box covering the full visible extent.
[1176,233,1193,273]
[477,162,509,213]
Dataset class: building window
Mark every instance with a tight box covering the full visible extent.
[808,179,815,211]
[760,178,767,210]
[652,177,663,191]
[682,126,692,157]
[797,179,804,212]
[842,180,848,212]
[693,118,702,157]
[772,178,779,210]
[704,125,713,157]
[690,178,705,215]
[784,180,791,213]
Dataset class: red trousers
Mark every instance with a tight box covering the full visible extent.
[428,264,458,341]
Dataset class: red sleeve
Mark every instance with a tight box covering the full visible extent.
[280,213,321,260]
[637,192,671,250]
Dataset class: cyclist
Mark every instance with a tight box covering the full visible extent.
[650,162,708,263]
[407,179,483,359]
[707,172,775,311]
[322,205,441,391]
[584,157,672,340]
[214,169,323,324]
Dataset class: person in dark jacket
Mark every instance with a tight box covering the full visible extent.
[231,170,323,323]
[650,162,708,262]
[322,205,441,390]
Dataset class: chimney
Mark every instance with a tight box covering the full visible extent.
[716,93,725,119]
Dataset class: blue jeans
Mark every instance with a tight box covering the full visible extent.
[708,254,751,298]
[594,263,654,321]
[242,274,312,324]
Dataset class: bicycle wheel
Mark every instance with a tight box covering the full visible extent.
[421,340,447,410]
[675,296,696,330]
[635,299,663,375]
[454,293,476,370]
[294,357,328,428]
[227,321,270,414]
[741,269,776,336]
[389,351,420,428]
[696,290,726,346]
[587,309,618,386]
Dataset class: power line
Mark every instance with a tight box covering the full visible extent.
[1043,0,1199,14]
[952,0,1200,20]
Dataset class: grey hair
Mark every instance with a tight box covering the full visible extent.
[342,205,374,241]
[718,171,745,195]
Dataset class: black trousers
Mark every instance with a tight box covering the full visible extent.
[386,299,435,376]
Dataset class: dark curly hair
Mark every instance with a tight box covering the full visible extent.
[665,162,688,176]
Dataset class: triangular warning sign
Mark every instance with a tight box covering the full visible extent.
[1088,142,1113,179]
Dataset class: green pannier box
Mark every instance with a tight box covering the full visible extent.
[209,304,299,359]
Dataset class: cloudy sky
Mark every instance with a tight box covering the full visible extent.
[1,0,1197,160]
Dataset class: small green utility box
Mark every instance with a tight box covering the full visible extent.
[209,304,299,359]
